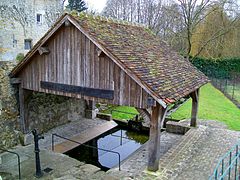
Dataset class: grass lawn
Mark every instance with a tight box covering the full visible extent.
[171,83,240,131]
[101,105,139,120]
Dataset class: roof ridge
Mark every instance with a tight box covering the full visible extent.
[69,11,147,29]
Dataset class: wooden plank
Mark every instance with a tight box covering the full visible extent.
[85,38,90,87]
[44,52,48,93]
[113,64,120,104]
[130,80,136,106]
[90,41,95,88]
[94,45,100,88]
[40,81,114,99]
[76,28,81,86]
[32,61,35,90]
[99,56,104,89]
[190,89,199,127]
[109,58,114,90]
[54,121,118,153]
[148,103,166,171]
[53,36,57,83]
[36,55,40,91]
[105,57,110,89]
[67,26,71,86]
[82,33,86,87]
[119,70,125,105]
[72,26,77,86]
[125,74,131,106]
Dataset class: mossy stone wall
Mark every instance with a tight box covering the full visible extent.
[0,61,20,149]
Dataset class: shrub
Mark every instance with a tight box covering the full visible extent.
[16,53,24,62]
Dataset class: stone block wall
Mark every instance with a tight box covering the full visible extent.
[26,93,86,133]
[0,61,20,149]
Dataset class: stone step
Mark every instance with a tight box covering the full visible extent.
[53,120,118,153]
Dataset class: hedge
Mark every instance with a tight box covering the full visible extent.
[190,57,240,79]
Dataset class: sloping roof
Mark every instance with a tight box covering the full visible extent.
[71,13,209,103]
[10,13,209,105]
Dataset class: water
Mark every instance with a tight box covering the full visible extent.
[65,127,148,171]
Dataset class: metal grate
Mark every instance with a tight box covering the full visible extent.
[43,167,53,173]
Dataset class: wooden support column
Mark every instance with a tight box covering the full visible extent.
[19,87,32,133]
[85,100,97,119]
[148,103,167,171]
[190,89,199,127]
[10,78,28,133]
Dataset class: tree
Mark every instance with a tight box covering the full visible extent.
[176,0,239,58]
[190,2,240,58]
[103,0,163,27]
[102,0,186,52]
[66,0,88,12]
[0,3,34,36]
[102,0,239,58]
[44,5,64,27]
[191,5,228,58]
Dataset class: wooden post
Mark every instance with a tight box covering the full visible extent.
[85,100,97,119]
[19,87,32,133]
[10,78,28,133]
[190,89,199,127]
[148,103,167,171]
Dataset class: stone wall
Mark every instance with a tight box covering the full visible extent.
[0,0,63,61]
[26,93,86,133]
[0,61,20,149]
[0,62,86,149]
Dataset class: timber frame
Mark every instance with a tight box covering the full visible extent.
[9,13,206,172]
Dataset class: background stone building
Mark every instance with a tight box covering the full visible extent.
[0,0,64,61]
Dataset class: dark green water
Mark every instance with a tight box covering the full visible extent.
[65,127,148,171]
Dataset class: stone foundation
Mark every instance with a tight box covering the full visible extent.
[166,121,191,135]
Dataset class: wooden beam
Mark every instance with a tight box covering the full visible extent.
[64,19,71,27]
[40,81,114,99]
[38,46,50,55]
[10,78,21,84]
[190,89,199,127]
[97,49,104,57]
[148,103,167,171]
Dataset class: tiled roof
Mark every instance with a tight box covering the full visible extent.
[10,13,209,104]
[72,14,209,103]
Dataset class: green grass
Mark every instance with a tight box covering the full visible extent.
[172,83,240,131]
[101,105,139,120]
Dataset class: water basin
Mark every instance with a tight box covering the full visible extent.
[65,127,148,171]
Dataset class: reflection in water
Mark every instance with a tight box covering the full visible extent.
[65,127,148,171]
